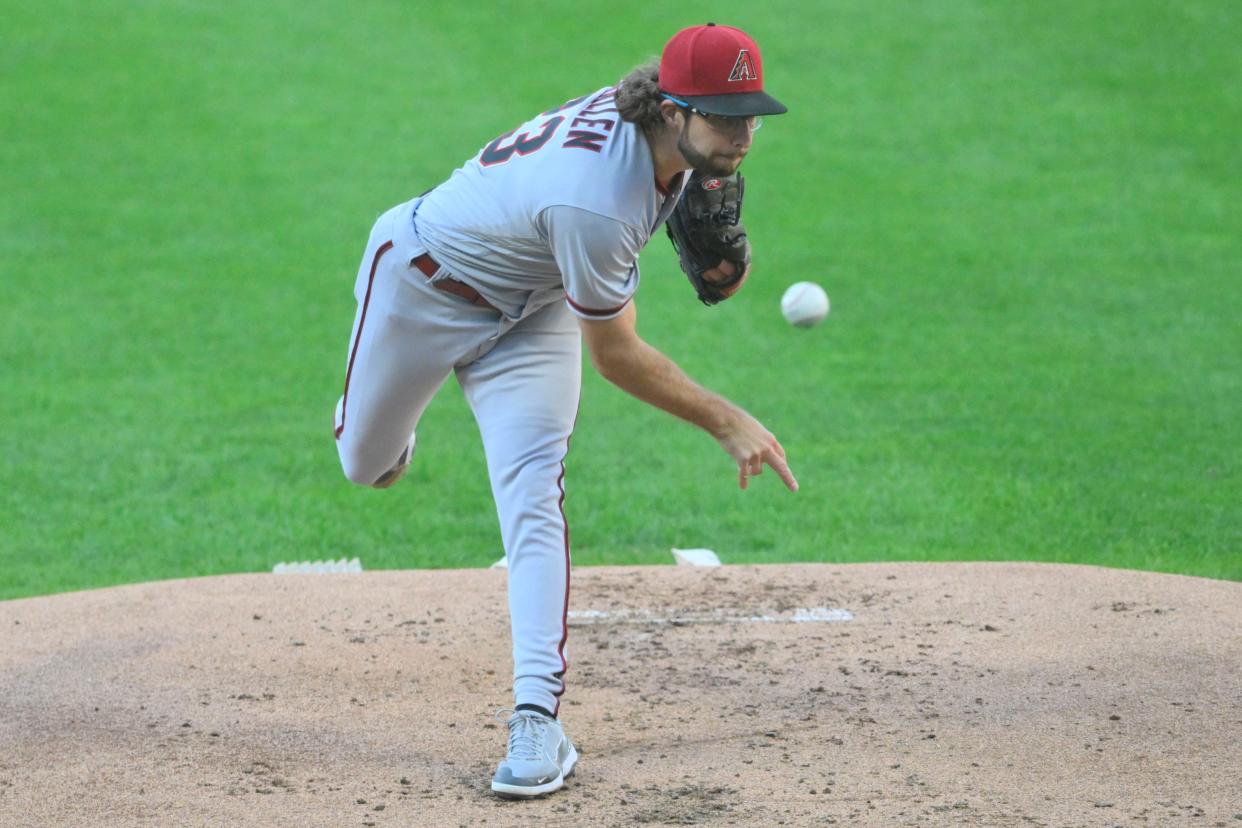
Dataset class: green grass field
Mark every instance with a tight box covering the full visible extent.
[2,1,1238,600]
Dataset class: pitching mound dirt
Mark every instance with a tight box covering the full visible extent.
[1,562,1239,827]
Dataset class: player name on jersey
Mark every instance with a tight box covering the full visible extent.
[562,89,619,153]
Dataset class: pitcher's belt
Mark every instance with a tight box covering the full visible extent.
[412,253,498,312]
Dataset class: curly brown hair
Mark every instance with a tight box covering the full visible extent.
[616,58,665,131]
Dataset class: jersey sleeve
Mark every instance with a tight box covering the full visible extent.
[539,205,644,320]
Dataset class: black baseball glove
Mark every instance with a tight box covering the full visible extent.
[666,170,751,305]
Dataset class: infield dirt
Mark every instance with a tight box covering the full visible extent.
[1,562,1239,826]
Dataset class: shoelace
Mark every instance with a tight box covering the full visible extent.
[495,709,548,760]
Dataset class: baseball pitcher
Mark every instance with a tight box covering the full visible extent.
[332,22,794,798]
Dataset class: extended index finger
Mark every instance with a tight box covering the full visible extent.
[765,450,799,492]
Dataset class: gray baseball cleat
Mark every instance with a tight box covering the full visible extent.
[491,709,579,799]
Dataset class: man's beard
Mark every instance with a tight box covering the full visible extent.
[677,119,742,177]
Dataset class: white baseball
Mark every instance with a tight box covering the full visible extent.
[780,282,830,327]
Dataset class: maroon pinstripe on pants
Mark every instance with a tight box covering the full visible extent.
[551,413,578,717]
[335,240,394,440]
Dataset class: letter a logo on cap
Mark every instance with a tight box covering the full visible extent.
[728,49,758,82]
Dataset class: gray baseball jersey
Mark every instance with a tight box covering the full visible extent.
[414,86,689,320]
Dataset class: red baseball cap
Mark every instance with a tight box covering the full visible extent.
[658,23,787,117]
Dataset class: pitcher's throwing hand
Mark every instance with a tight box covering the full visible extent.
[715,408,799,491]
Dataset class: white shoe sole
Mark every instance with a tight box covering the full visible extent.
[491,745,578,799]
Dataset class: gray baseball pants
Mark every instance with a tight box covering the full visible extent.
[333,199,580,716]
